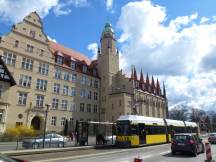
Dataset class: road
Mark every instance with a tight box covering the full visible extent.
[10,142,216,162]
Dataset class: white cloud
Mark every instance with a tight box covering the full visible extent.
[0,0,88,23]
[47,35,57,43]
[106,0,114,11]
[87,43,98,60]
[117,0,216,111]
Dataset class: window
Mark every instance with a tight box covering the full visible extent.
[17,92,27,105]
[70,87,76,96]
[70,102,76,112]
[87,91,92,100]
[53,83,60,94]
[36,95,44,107]
[55,69,61,79]
[94,80,99,88]
[15,40,19,48]
[0,85,2,98]
[40,49,44,55]
[19,75,32,88]
[63,85,69,95]
[56,56,64,65]
[87,104,91,113]
[94,92,98,101]
[69,118,74,126]
[60,117,66,126]
[93,69,97,76]
[71,73,77,82]
[63,72,69,81]
[51,117,56,126]
[29,30,35,38]
[86,78,91,86]
[27,44,34,53]
[3,51,16,66]
[52,98,59,109]
[80,89,86,98]
[22,58,33,70]
[61,100,68,110]
[80,103,85,112]
[71,62,76,70]
[0,109,4,123]
[36,79,47,91]
[80,76,86,85]
[93,105,98,113]
[38,63,49,75]
[82,65,87,73]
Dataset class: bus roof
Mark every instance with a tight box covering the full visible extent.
[184,121,197,127]
[165,119,185,127]
[117,115,165,126]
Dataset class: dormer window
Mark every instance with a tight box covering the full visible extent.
[71,61,76,70]
[93,69,97,76]
[82,65,87,73]
[56,55,64,65]
[27,44,34,53]
[30,30,35,38]
[15,40,19,48]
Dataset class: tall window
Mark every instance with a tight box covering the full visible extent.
[94,92,98,101]
[17,92,27,105]
[94,80,99,88]
[80,103,85,112]
[52,98,59,109]
[80,89,86,98]
[36,79,47,91]
[70,102,76,112]
[3,52,16,66]
[80,76,86,85]
[0,109,4,123]
[15,40,19,48]
[63,72,69,81]
[70,87,76,96]
[60,117,66,126]
[19,75,32,88]
[93,69,97,76]
[27,44,34,53]
[87,91,92,100]
[86,78,90,86]
[38,63,49,75]
[22,58,33,70]
[93,105,98,113]
[87,104,91,113]
[61,100,68,110]
[51,116,56,126]
[55,69,61,79]
[36,95,44,107]
[82,65,87,73]
[63,85,69,95]
[71,62,76,70]
[53,83,60,94]
[56,56,64,65]
[71,73,77,82]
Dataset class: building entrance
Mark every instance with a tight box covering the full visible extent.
[31,116,41,130]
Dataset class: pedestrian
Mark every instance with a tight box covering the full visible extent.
[69,131,74,141]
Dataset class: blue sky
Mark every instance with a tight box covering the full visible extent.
[1,0,216,111]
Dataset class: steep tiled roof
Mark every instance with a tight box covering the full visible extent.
[49,41,91,65]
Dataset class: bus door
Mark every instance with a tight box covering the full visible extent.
[138,123,146,144]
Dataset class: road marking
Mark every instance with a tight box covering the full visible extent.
[159,150,170,155]
[140,154,153,159]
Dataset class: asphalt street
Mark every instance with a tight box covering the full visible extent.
[10,142,216,162]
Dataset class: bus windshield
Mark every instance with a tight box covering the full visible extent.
[117,121,130,136]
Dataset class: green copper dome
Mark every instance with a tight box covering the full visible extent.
[103,22,114,33]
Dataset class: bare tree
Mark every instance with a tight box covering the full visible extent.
[169,107,189,121]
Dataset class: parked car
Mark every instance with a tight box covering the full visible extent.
[171,133,204,157]
[0,153,29,162]
[22,133,69,149]
[208,133,216,144]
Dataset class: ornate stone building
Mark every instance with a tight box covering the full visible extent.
[0,12,168,133]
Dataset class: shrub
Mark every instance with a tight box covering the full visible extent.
[3,126,36,140]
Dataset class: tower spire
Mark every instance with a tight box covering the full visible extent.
[163,81,166,98]
[140,69,144,90]
[151,76,155,93]
[156,78,161,95]
[134,66,137,80]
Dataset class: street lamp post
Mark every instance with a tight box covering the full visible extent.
[42,103,51,148]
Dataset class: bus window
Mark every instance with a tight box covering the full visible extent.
[117,123,130,136]
[131,125,138,135]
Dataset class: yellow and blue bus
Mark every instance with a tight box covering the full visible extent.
[116,115,198,147]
